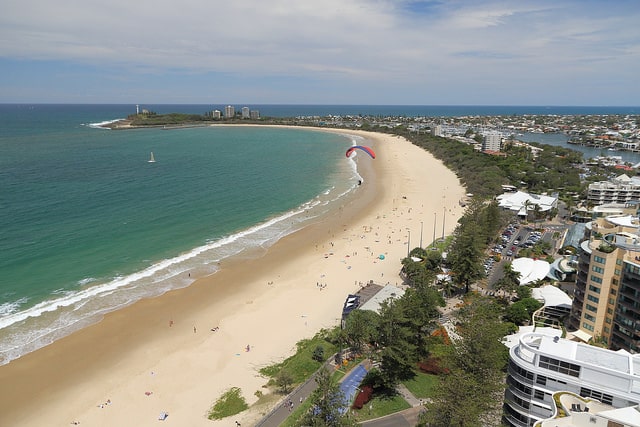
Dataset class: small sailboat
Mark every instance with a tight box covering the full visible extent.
[148,152,156,163]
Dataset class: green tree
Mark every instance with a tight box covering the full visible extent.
[312,345,325,362]
[401,281,443,333]
[422,296,509,426]
[376,299,418,387]
[504,298,542,325]
[300,368,355,427]
[342,309,380,353]
[448,214,485,293]
[437,276,456,298]
[276,369,295,394]
[494,262,522,296]
[515,285,532,300]
[401,258,432,287]
[421,365,488,426]
[479,200,503,244]
[504,302,530,325]
[423,249,444,271]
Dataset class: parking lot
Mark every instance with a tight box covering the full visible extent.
[484,220,565,287]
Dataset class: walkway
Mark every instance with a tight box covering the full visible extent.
[396,383,421,407]
[254,370,319,427]
[256,360,370,427]
[256,359,425,427]
[360,406,425,427]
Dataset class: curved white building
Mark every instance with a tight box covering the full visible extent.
[504,333,640,427]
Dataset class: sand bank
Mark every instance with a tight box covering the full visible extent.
[0,129,466,426]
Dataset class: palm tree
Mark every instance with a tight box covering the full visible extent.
[533,203,543,226]
[436,276,456,298]
[523,199,532,223]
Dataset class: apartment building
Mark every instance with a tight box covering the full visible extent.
[587,174,640,206]
[568,215,640,352]
[482,131,502,152]
[504,332,640,427]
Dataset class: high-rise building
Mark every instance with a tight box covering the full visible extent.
[241,107,250,119]
[568,215,640,352]
[224,105,235,118]
[482,131,502,152]
[503,332,640,427]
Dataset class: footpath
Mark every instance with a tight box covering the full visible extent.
[256,359,423,427]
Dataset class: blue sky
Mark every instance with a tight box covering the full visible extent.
[1,0,638,105]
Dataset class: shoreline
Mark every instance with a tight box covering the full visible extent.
[0,128,467,426]
[0,123,358,366]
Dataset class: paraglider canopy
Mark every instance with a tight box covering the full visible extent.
[346,145,375,159]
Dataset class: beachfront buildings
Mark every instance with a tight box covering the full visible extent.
[224,105,235,118]
[587,174,640,206]
[503,332,640,427]
[568,215,640,352]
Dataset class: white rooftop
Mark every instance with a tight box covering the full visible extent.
[599,405,640,426]
[529,334,640,375]
[496,190,557,213]
[606,214,639,228]
[502,326,561,349]
[512,257,550,285]
[359,284,405,313]
[532,285,572,309]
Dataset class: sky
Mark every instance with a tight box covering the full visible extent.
[1,0,639,105]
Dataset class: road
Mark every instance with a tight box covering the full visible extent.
[361,406,424,427]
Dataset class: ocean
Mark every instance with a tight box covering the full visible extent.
[0,103,637,364]
[0,104,365,364]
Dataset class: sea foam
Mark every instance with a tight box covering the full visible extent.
[0,163,361,365]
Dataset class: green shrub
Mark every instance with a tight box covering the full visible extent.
[207,387,248,420]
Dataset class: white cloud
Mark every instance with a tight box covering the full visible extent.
[0,0,638,104]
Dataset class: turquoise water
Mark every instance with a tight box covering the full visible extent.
[0,105,363,363]
[2,103,632,363]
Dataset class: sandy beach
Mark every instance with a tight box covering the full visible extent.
[0,128,466,426]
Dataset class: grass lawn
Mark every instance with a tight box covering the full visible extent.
[351,393,411,422]
[403,370,439,398]
[259,334,338,385]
